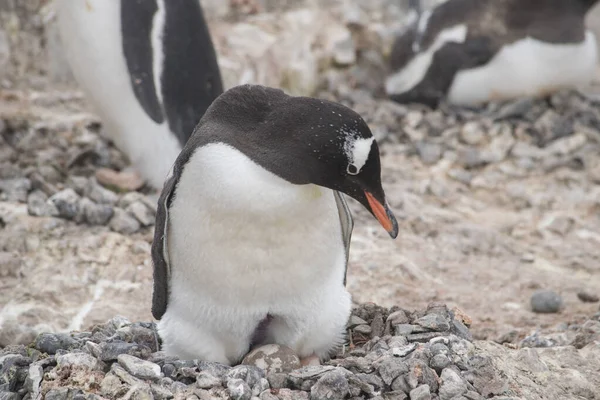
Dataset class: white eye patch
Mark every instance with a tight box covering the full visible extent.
[344,135,374,175]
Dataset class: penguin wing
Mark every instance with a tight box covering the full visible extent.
[150,169,178,320]
[333,191,354,285]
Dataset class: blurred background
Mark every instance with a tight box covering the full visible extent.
[1,0,600,351]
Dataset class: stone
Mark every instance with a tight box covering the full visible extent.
[24,363,43,398]
[577,291,599,303]
[439,368,467,400]
[126,201,156,226]
[226,365,265,388]
[460,122,485,145]
[409,385,431,400]
[391,344,416,358]
[228,378,252,400]
[348,315,368,328]
[34,333,79,354]
[430,354,451,373]
[354,324,373,335]
[242,344,301,374]
[415,314,450,331]
[394,324,415,336]
[332,37,356,66]
[56,352,99,370]
[530,290,563,314]
[86,178,119,205]
[81,197,114,225]
[0,178,31,202]
[48,188,82,220]
[197,371,222,389]
[109,207,141,234]
[310,370,349,400]
[95,168,145,192]
[99,341,150,362]
[27,190,58,217]
[416,141,443,165]
[118,354,162,381]
[377,357,408,385]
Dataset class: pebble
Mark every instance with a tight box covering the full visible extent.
[227,378,252,400]
[415,314,451,331]
[27,189,58,217]
[310,370,349,400]
[0,252,21,278]
[117,354,162,381]
[48,188,81,220]
[354,324,373,335]
[126,201,155,226]
[56,352,99,370]
[86,178,119,205]
[109,208,141,234]
[438,368,467,400]
[241,344,301,374]
[80,197,114,225]
[196,371,222,389]
[416,141,443,165]
[577,291,599,303]
[95,168,145,192]
[410,384,432,400]
[34,332,80,354]
[0,178,31,202]
[530,290,563,314]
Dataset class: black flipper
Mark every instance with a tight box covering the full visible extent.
[121,0,165,124]
[161,0,224,147]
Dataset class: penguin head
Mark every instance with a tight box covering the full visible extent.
[198,85,398,238]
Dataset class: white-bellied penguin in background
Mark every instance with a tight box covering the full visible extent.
[55,0,223,189]
[386,0,599,107]
[151,84,399,365]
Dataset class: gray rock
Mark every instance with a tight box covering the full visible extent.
[228,378,252,400]
[48,188,82,220]
[530,290,563,314]
[376,357,408,385]
[81,197,114,225]
[56,352,99,370]
[333,37,356,66]
[117,354,161,381]
[99,341,150,362]
[45,388,70,400]
[127,201,155,226]
[460,122,485,145]
[310,370,349,400]
[0,354,31,392]
[430,354,451,373]
[415,315,450,331]
[348,315,368,328]
[226,365,265,388]
[27,190,58,217]
[242,344,301,374]
[24,363,43,398]
[394,324,415,336]
[86,178,119,205]
[34,333,79,354]
[577,291,599,303]
[416,141,443,165]
[439,368,467,400]
[354,324,372,335]
[197,371,222,389]
[410,385,431,400]
[130,385,154,400]
[391,344,416,358]
[253,377,270,396]
[0,392,19,400]
[109,207,141,234]
[0,178,31,202]
[67,176,89,195]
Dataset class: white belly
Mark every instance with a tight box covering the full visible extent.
[448,31,599,106]
[158,143,351,362]
[55,0,181,189]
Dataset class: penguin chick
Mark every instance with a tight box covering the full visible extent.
[386,0,599,107]
[151,84,398,365]
[56,0,223,189]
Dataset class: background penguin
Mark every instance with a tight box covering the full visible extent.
[55,0,223,190]
[151,84,398,365]
[386,0,599,107]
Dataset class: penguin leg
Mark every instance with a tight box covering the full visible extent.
[268,286,352,362]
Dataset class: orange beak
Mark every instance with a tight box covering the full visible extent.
[365,191,398,238]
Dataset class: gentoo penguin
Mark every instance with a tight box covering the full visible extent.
[386,0,599,107]
[55,0,223,189]
[151,84,398,365]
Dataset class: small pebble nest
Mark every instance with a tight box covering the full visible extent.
[0,303,520,400]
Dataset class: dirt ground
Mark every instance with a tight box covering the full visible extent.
[1,0,600,348]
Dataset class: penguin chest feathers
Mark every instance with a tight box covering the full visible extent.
[167,143,347,307]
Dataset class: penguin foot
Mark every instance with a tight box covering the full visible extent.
[299,354,321,367]
[95,168,145,192]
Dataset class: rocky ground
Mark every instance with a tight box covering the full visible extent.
[2,303,599,400]
[1,0,600,398]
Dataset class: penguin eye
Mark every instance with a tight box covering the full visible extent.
[347,164,359,175]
